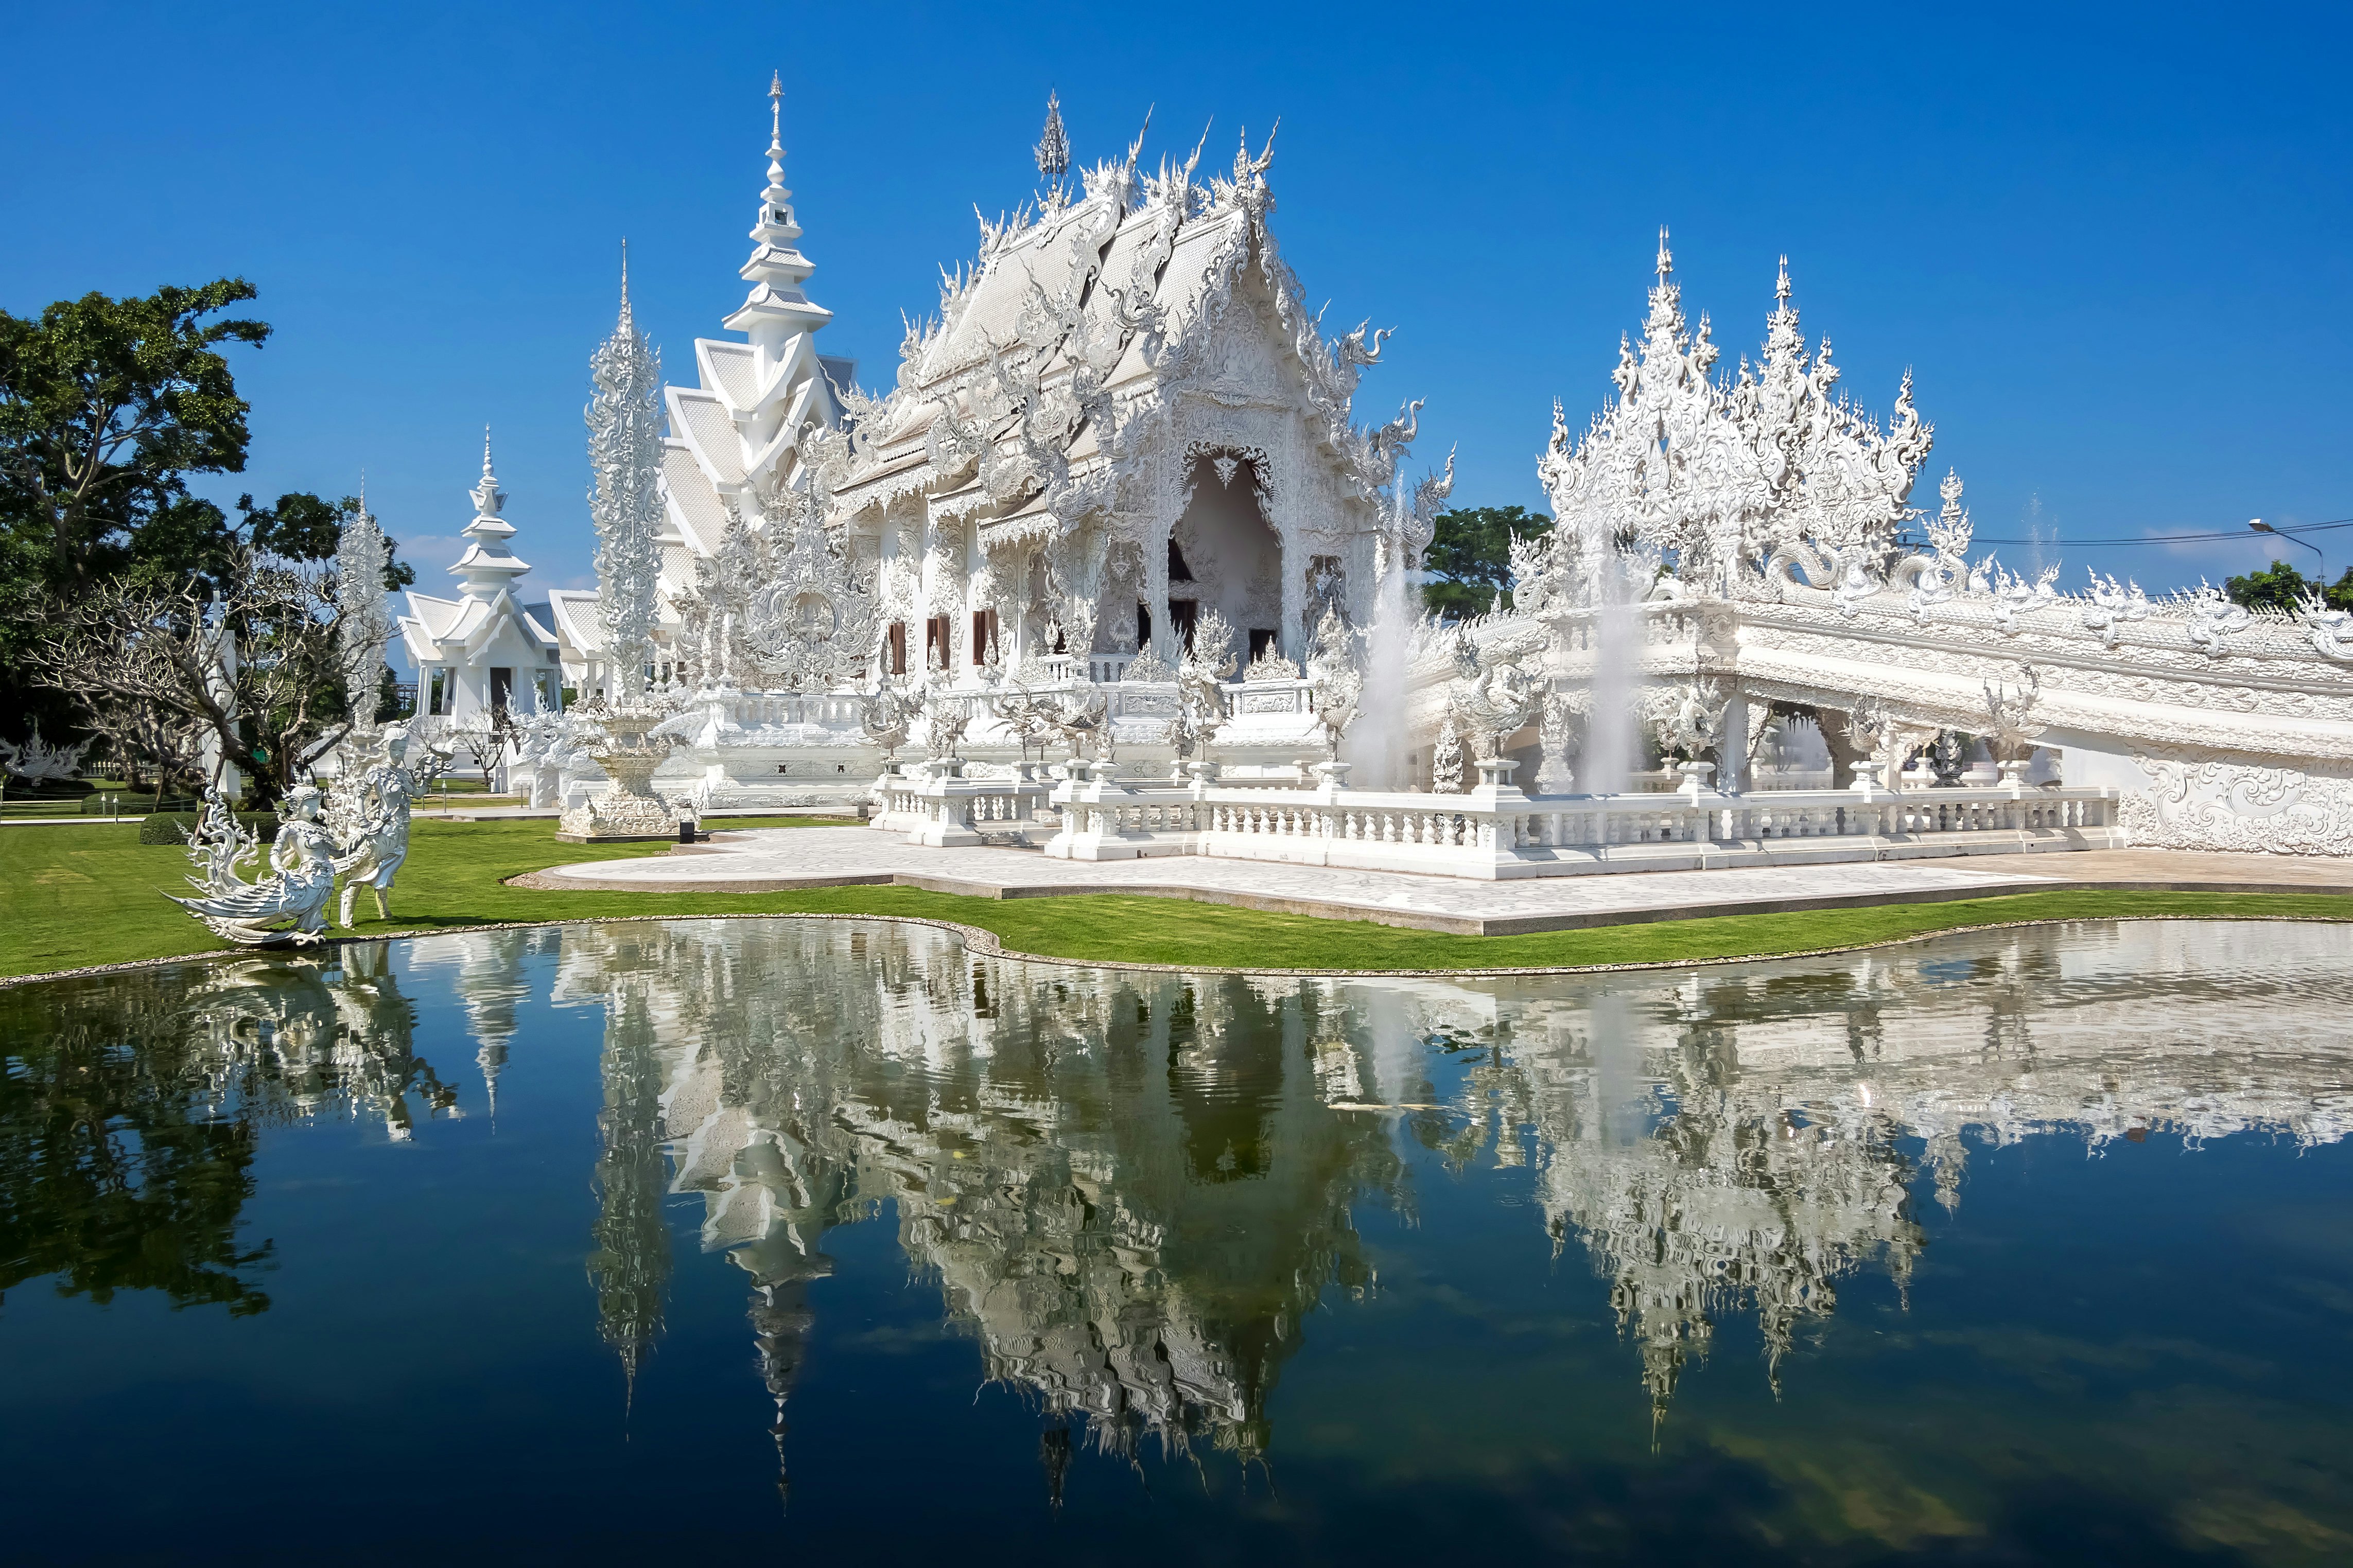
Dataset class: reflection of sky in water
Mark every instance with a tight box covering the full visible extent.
[2,918,2351,1564]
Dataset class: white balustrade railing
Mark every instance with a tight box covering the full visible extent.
[872,764,1053,847]
[1037,779,2122,879]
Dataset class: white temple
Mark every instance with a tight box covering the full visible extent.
[397,436,565,723]
[534,81,2353,857]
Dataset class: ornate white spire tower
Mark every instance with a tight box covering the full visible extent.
[711,72,838,501]
[588,246,665,699]
[449,432,532,602]
[336,479,393,731]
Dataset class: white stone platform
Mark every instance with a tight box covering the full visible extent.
[531,825,2088,935]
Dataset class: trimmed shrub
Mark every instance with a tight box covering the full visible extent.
[139,811,281,846]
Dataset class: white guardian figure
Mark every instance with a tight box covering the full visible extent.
[335,723,423,925]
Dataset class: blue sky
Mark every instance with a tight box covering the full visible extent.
[5,1,2348,613]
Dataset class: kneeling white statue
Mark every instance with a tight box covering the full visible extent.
[170,785,339,947]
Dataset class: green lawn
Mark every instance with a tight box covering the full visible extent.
[6,817,2351,982]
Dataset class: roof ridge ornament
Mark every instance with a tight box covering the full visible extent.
[1034,90,1071,192]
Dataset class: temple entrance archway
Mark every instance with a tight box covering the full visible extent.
[1167,452,1283,662]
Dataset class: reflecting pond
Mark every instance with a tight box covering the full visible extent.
[4,918,2352,1564]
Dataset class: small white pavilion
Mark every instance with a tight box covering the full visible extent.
[396,437,565,723]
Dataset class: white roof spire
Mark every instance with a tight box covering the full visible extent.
[719,70,835,491]
[451,428,529,600]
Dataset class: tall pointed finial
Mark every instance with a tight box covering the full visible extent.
[617,238,634,331]
[472,428,506,520]
[1775,253,1790,303]
[1656,226,1673,280]
[754,73,795,236]
[1034,90,1070,186]
[1123,104,1154,172]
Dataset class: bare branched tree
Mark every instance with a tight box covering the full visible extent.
[36,545,371,803]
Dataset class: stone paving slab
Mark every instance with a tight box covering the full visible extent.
[531,825,2100,935]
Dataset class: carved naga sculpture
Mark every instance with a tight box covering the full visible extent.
[2297,592,2353,662]
[169,785,340,947]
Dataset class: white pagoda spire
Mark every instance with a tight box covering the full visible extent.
[588,250,665,698]
[717,71,836,499]
[449,430,531,602]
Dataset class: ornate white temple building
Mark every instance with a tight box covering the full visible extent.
[398,438,565,723]
[542,81,2353,856]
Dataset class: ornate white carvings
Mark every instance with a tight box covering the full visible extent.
[588,263,665,698]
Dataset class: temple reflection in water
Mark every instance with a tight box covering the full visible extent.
[527,916,2353,1482]
[18,916,2347,1497]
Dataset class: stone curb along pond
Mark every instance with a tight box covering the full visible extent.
[3,915,2351,1564]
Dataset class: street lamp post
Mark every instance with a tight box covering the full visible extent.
[2250,518,2325,583]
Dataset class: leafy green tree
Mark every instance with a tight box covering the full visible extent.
[1,280,266,746]
[0,279,269,593]
[1421,505,1553,618]
[0,280,412,763]
[2224,558,2353,613]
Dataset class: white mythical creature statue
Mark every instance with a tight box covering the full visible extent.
[1172,607,1238,765]
[1987,560,2062,633]
[169,785,339,947]
[182,787,260,894]
[1447,627,1547,766]
[1050,683,1109,763]
[2081,569,2151,647]
[1430,714,1467,794]
[861,672,917,764]
[1304,606,1363,763]
[1893,470,1975,616]
[1982,665,2046,780]
[1845,697,1940,789]
[509,711,584,808]
[1651,681,1730,761]
[0,720,91,785]
[332,723,423,926]
[986,677,1061,765]
[918,682,974,763]
[2182,580,2253,654]
[2296,591,2353,662]
[1535,691,1578,794]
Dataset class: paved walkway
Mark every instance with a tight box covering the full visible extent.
[530,830,2353,935]
[531,826,2109,934]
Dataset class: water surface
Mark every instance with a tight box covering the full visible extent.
[3,917,2350,1564]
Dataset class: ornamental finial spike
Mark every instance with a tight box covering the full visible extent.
[1035,90,1070,185]
[1656,226,1673,280]
[1776,253,1790,302]
[768,70,782,148]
